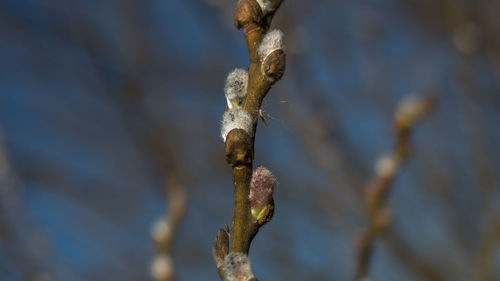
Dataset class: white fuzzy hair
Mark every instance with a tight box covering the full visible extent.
[224,68,248,108]
[222,252,254,281]
[221,108,253,142]
[256,0,276,15]
[258,29,284,60]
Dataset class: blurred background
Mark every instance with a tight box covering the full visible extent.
[1,0,499,280]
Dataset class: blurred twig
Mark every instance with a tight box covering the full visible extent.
[474,217,500,281]
[354,95,434,281]
[0,132,54,281]
[151,177,187,281]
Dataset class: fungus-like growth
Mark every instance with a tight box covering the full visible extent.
[225,68,249,109]
[258,29,284,59]
[221,108,253,142]
[222,253,255,281]
[250,166,277,224]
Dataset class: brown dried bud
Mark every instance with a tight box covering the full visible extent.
[212,229,230,269]
[261,49,286,83]
[225,129,254,166]
[235,0,264,30]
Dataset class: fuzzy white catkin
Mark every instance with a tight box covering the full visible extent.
[221,108,253,142]
[258,29,284,60]
[225,68,248,109]
[151,218,171,244]
[375,154,397,179]
[150,254,173,281]
[256,0,275,15]
[222,253,254,281]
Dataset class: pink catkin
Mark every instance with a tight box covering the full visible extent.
[249,166,277,209]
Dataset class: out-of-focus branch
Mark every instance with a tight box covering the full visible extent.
[474,217,500,281]
[354,95,434,281]
[150,177,187,281]
[0,132,54,281]
[382,231,448,281]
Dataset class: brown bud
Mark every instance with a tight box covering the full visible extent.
[212,229,230,268]
[225,129,254,166]
[235,0,263,30]
[261,49,286,83]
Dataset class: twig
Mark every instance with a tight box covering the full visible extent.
[354,95,434,281]
[151,177,186,281]
[213,1,286,280]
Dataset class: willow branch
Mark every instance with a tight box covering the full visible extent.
[213,1,285,280]
[227,0,284,254]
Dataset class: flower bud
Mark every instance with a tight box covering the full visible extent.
[225,68,248,109]
[258,29,284,59]
[249,166,277,224]
[222,253,255,281]
[221,108,253,142]
[258,30,285,82]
